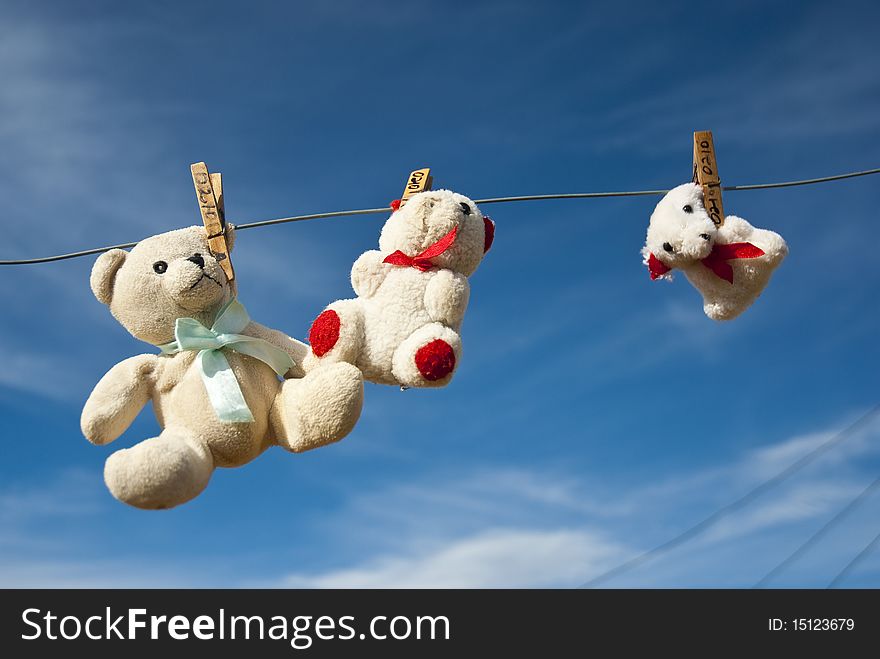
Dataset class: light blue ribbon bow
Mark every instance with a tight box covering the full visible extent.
[159,299,294,423]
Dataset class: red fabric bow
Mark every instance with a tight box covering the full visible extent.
[648,242,765,284]
[699,242,765,283]
[648,253,672,280]
[383,227,459,272]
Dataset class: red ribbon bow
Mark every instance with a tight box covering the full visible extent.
[648,253,672,280]
[648,242,765,284]
[383,227,459,272]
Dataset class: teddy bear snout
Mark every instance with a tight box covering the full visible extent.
[680,231,715,260]
[160,253,226,308]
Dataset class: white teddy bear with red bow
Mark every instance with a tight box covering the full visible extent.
[304,190,494,387]
[643,182,787,320]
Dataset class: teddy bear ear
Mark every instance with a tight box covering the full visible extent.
[483,216,495,253]
[90,249,127,305]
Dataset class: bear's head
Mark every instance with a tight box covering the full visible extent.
[380,190,494,277]
[643,182,717,268]
[90,225,236,345]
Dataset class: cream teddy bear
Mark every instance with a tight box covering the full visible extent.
[81,225,364,509]
[304,190,494,387]
[642,182,787,320]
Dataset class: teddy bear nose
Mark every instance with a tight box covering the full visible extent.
[663,242,674,253]
[187,253,205,269]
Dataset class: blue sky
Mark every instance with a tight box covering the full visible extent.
[1,0,879,587]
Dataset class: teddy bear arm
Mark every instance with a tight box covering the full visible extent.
[424,269,470,325]
[351,250,389,298]
[81,353,157,445]
[244,321,308,378]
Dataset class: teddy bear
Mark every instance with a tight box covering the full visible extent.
[642,182,788,320]
[81,225,364,509]
[304,189,494,387]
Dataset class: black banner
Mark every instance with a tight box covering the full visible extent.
[0,589,876,655]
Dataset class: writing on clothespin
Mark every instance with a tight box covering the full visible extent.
[190,162,235,282]
[399,168,433,206]
[693,131,724,227]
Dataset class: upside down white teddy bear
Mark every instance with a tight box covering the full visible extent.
[82,225,364,509]
[642,182,787,320]
[304,190,494,387]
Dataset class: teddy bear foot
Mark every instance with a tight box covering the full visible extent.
[702,301,741,321]
[104,430,214,510]
[303,300,365,372]
[272,362,364,453]
[392,322,462,388]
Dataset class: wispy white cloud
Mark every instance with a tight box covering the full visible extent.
[0,396,877,590]
[0,344,96,401]
[583,6,880,157]
[0,468,208,587]
[703,480,864,544]
[0,559,201,589]
[0,21,185,253]
[0,468,106,554]
[0,469,100,521]
[279,528,624,588]
[269,410,880,588]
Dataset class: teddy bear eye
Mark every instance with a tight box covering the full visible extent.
[459,202,471,216]
[153,261,168,274]
[683,204,693,213]
[700,233,711,241]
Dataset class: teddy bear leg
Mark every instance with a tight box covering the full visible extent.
[103,428,214,510]
[303,300,365,372]
[271,362,364,453]
[391,322,462,388]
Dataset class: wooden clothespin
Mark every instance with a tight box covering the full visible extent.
[190,162,235,282]
[399,167,433,206]
[693,131,724,227]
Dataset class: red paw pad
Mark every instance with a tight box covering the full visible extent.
[414,339,456,381]
[309,310,341,357]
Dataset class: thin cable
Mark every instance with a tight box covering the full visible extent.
[754,474,880,588]
[236,207,390,230]
[472,190,669,204]
[0,241,141,265]
[2,167,879,266]
[828,525,880,588]
[723,167,880,191]
[580,403,880,589]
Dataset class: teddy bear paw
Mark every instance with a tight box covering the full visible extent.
[103,431,214,510]
[274,362,364,452]
[309,309,341,357]
[392,322,462,388]
[304,300,364,372]
[415,339,457,381]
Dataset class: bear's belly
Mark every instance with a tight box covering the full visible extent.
[152,351,281,468]
[359,272,434,383]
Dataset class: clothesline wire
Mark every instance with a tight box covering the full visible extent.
[828,524,880,588]
[579,402,880,589]
[1,166,878,266]
[753,473,880,588]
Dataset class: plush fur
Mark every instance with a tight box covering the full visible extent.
[304,190,494,387]
[82,225,364,509]
[642,182,788,320]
